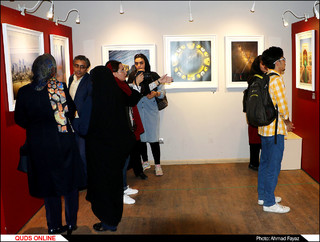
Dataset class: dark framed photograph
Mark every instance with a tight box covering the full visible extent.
[225,35,264,89]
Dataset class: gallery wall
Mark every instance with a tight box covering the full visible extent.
[2,1,316,163]
[0,5,73,233]
[291,17,319,182]
[1,1,319,232]
[51,1,315,163]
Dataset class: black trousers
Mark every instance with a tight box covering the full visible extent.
[44,189,79,230]
[140,141,160,165]
[129,140,144,176]
[249,143,261,167]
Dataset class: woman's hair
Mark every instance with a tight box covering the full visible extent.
[105,60,121,72]
[247,55,264,85]
[134,53,151,73]
[31,53,57,90]
[261,46,283,69]
[73,55,91,68]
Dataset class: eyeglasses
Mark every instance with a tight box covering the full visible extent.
[74,64,87,70]
[273,57,286,64]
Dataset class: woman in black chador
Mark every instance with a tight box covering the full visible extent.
[14,54,85,235]
[85,66,137,231]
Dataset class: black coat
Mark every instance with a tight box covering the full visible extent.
[85,66,136,226]
[14,82,86,198]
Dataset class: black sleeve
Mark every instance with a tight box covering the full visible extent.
[126,89,142,107]
[14,86,28,129]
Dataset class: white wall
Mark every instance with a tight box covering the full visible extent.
[2,1,316,163]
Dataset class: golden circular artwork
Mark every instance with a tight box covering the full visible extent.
[171,42,211,81]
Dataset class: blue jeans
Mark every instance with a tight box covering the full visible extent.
[258,135,284,206]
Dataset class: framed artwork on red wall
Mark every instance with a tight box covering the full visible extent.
[2,23,44,111]
[50,34,70,85]
[295,30,315,91]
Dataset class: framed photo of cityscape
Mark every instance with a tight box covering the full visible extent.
[102,44,156,75]
[163,35,218,91]
[50,34,70,85]
[295,30,315,91]
[225,35,264,89]
[2,24,44,111]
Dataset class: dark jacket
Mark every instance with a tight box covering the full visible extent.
[85,66,136,226]
[68,73,92,136]
[14,82,86,198]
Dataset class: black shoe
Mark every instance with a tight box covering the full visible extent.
[248,164,259,171]
[93,222,117,232]
[67,225,78,235]
[136,172,148,180]
[48,226,68,234]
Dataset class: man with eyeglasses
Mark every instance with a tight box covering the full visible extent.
[257,46,295,214]
[68,55,92,190]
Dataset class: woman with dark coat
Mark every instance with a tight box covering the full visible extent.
[14,54,86,234]
[85,65,138,231]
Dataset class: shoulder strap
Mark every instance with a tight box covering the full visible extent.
[267,72,279,77]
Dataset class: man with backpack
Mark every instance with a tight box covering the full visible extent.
[257,46,295,213]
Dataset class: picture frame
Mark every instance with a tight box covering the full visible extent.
[2,23,44,111]
[295,30,315,91]
[50,34,70,85]
[225,35,264,89]
[101,44,156,74]
[163,35,218,91]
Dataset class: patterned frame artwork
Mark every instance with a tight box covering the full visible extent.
[163,35,218,91]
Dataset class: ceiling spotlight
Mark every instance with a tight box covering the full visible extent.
[314,1,319,19]
[55,9,80,25]
[250,1,256,13]
[18,0,54,20]
[46,2,54,20]
[188,1,194,22]
[282,10,309,27]
[120,1,124,14]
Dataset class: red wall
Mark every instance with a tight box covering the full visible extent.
[291,17,319,182]
[1,5,73,234]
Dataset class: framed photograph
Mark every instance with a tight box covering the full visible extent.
[102,44,156,74]
[2,23,44,111]
[295,30,315,91]
[50,34,70,85]
[163,35,217,90]
[225,35,264,89]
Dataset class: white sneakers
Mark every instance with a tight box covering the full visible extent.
[263,203,290,213]
[142,162,164,176]
[258,196,290,213]
[124,186,138,195]
[123,186,138,205]
[155,165,163,176]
